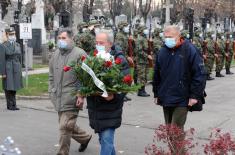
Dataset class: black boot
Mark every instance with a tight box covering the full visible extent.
[216,72,225,77]
[226,68,234,75]
[138,86,150,97]
[123,95,132,102]
[207,74,215,80]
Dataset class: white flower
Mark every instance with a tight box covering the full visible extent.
[97,52,114,61]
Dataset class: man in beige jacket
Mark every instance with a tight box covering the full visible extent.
[49,28,92,155]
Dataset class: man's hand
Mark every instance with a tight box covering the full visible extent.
[103,94,114,101]
[148,55,153,60]
[214,54,219,58]
[203,54,207,60]
[225,53,229,57]
[154,98,158,105]
[127,57,134,66]
[188,98,198,107]
[76,96,84,110]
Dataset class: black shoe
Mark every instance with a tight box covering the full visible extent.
[207,75,215,81]
[79,135,92,152]
[7,107,20,111]
[226,69,234,75]
[216,72,225,77]
[124,96,132,102]
[138,87,150,97]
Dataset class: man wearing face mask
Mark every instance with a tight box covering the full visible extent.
[85,29,130,155]
[153,25,206,130]
[134,25,152,97]
[115,21,132,101]
[215,33,225,77]
[74,22,88,46]
[193,30,203,55]
[205,32,216,80]
[0,28,23,111]
[75,20,99,54]
[49,28,92,155]
[225,33,234,75]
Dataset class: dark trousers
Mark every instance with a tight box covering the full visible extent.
[163,106,188,130]
[4,90,17,109]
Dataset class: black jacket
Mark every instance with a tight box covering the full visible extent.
[87,45,130,133]
[153,40,207,107]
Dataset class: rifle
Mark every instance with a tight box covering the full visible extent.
[147,15,154,68]
[233,40,235,60]
[127,12,134,67]
[202,40,208,63]
[225,40,230,62]
[214,35,220,63]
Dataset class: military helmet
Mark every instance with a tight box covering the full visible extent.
[153,28,161,36]
[137,25,146,33]
[117,21,128,29]
[194,30,201,37]
[77,22,88,29]
[181,30,189,39]
[88,19,100,27]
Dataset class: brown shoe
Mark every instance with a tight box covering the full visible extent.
[78,135,92,152]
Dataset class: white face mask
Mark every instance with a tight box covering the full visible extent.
[143,29,149,35]
[94,28,100,34]
[123,26,129,34]
[199,33,203,38]
[221,36,225,40]
[82,28,87,32]
[159,32,164,38]
[230,35,233,39]
[186,34,190,39]
[8,35,16,43]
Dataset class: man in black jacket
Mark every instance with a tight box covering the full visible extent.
[77,29,130,155]
[152,25,206,130]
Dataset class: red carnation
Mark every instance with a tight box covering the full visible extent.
[123,75,133,85]
[93,50,98,57]
[115,57,122,65]
[63,66,71,72]
[81,55,86,61]
[104,61,112,68]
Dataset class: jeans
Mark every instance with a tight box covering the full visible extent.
[98,128,116,155]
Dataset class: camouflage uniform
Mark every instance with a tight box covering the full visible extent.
[193,31,203,53]
[215,33,225,77]
[75,30,95,54]
[134,26,150,97]
[115,21,129,55]
[225,33,234,74]
[74,20,100,54]
[74,22,88,46]
[152,28,163,66]
[205,32,215,80]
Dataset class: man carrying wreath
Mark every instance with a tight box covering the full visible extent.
[76,29,130,155]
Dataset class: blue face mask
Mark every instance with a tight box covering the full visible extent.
[96,45,106,53]
[57,40,68,49]
[164,38,176,48]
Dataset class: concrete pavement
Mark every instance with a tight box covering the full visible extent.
[0,68,235,154]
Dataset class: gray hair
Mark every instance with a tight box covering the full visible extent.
[96,29,114,43]
[164,25,181,35]
[58,28,74,38]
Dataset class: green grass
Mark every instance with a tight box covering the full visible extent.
[0,73,49,96]
[32,64,48,69]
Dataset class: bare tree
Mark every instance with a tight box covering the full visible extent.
[108,0,123,26]
[0,0,11,19]
[83,0,95,22]
[139,0,152,22]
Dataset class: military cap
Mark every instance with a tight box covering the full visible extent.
[117,21,128,29]
[153,28,161,36]
[137,25,146,33]
[89,19,100,27]
[77,22,88,29]
[5,27,15,33]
